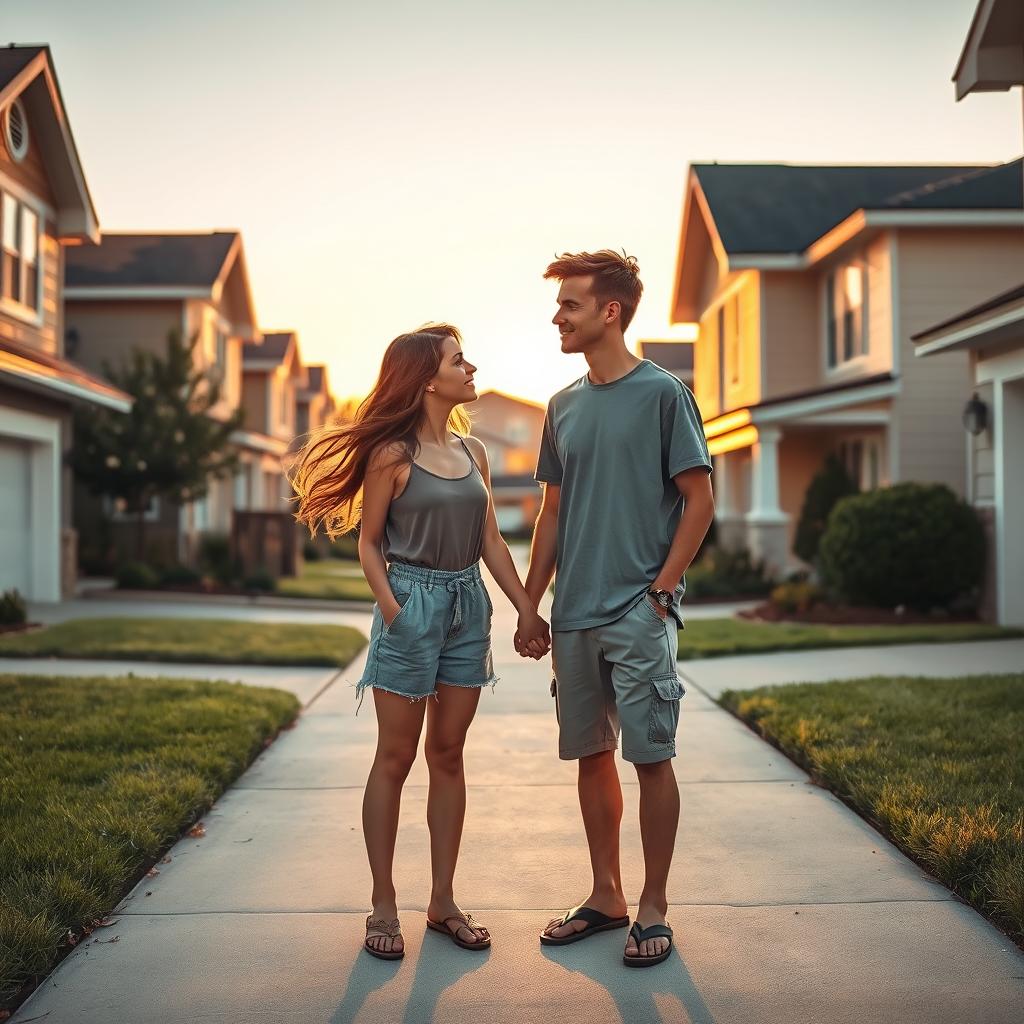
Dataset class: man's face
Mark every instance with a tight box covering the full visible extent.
[552,276,609,354]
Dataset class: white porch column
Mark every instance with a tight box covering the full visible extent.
[712,451,746,550]
[746,426,789,574]
[994,376,1024,626]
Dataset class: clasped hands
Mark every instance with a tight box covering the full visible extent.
[514,605,551,660]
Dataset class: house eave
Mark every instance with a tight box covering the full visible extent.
[914,302,1024,356]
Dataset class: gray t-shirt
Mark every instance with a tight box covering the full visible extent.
[535,359,712,632]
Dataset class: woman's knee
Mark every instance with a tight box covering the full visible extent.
[374,741,419,782]
[424,734,466,775]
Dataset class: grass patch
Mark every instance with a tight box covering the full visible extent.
[0,672,300,1006]
[677,617,1021,660]
[277,560,374,602]
[720,673,1024,944]
[0,618,366,668]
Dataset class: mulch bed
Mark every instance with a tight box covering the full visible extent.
[738,602,980,626]
[0,622,42,636]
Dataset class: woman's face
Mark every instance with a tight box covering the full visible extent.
[429,335,478,404]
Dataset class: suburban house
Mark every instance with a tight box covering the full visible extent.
[0,44,131,602]
[671,156,1024,573]
[294,363,336,448]
[468,389,545,533]
[240,330,307,509]
[64,230,267,566]
[913,0,1024,626]
[636,339,695,389]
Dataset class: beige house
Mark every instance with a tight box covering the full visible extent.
[65,231,266,565]
[672,157,1024,572]
[240,330,307,509]
[0,45,131,601]
[295,364,336,448]
[913,0,1024,626]
[468,389,545,532]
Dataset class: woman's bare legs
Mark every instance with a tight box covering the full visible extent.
[424,683,489,944]
[362,688,427,955]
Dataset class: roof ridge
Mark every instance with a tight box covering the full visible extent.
[880,162,1010,207]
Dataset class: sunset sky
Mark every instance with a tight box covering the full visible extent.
[6,0,1021,405]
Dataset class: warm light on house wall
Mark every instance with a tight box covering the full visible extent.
[702,408,753,439]
[707,425,759,456]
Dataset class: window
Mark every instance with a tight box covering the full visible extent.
[837,437,881,491]
[826,261,868,368]
[215,328,227,374]
[1,191,41,312]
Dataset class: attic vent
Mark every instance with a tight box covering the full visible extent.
[4,99,28,162]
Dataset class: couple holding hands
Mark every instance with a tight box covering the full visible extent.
[291,249,714,969]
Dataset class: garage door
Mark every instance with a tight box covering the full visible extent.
[0,437,32,596]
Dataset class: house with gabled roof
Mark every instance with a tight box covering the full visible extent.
[913,0,1024,626]
[671,156,1024,572]
[0,44,131,601]
[240,330,307,510]
[295,364,336,448]
[64,230,268,565]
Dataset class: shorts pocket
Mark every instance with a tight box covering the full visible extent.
[382,586,415,636]
[648,672,684,744]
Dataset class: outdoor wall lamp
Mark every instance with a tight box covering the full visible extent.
[962,392,988,436]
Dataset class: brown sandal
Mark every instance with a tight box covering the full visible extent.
[364,915,404,960]
[426,912,491,951]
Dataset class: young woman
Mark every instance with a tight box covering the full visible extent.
[290,323,550,961]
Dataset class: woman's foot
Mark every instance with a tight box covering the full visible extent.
[364,903,404,959]
[426,897,490,947]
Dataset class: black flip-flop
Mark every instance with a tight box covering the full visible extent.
[623,921,674,967]
[540,905,631,946]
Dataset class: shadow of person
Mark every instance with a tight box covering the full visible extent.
[540,930,716,1024]
[329,918,489,1024]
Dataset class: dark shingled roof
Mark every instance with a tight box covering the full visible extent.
[639,342,694,376]
[0,44,45,89]
[693,160,1022,254]
[913,282,1024,340]
[305,365,326,391]
[65,232,237,288]
[244,331,295,366]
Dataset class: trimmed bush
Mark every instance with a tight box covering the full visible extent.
[302,540,323,561]
[769,580,825,614]
[243,568,276,593]
[159,563,202,586]
[198,533,241,586]
[0,589,27,626]
[329,532,360,560]
[115,562,159,590]
[818,482,985,610]
[793,455,858,564]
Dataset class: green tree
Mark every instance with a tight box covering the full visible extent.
[70,330,243,558]
[793,454,858,565]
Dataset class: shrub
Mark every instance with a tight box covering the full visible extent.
[0,588,27,625]
[302,540,323,561]
[769,580,825,614]
[243,568,276,593]
[329,532,359,560]
[793,455,858,564]
[198,533,241,586]
[115,562,159,590]
[159,563,202,586]
[818,482,985,610]
[686,547,776,599]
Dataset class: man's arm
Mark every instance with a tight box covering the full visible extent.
[651,468,715,604]
[524,482,559,613]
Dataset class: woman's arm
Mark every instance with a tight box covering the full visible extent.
[357,443,406,626]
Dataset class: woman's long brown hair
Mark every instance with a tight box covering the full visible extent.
[288,323,471,539]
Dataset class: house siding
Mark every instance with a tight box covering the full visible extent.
[895,228,1024,494]
[696,272,760,418]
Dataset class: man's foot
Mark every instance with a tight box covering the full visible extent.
[426,898,489,948]
[623,904,670,960]
[541,892,628,941]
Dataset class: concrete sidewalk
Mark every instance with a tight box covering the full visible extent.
[11,591,1024,1022]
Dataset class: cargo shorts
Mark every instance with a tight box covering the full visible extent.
[550,593,685,764]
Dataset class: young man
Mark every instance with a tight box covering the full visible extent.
[518,250,714,967]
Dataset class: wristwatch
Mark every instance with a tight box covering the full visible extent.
[648,588,674,610]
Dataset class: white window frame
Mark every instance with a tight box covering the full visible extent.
[104,494,162,523]
[824,258,869,375]
[0,185,43,327]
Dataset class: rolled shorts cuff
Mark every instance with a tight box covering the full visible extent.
[621,743,676,765]
[558,738,618,761]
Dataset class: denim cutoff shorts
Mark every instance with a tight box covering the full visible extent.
[357,560,497,705]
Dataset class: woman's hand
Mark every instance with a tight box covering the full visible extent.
[515,607,551,660]
[381,599,402,628]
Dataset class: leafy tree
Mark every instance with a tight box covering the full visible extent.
[70,330,243,557]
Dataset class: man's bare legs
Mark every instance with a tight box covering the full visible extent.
[362,689,427,956]
[542,749,628,938]
[623,758,679,959]
[424,683,489,945]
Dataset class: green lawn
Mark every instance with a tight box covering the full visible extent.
[0,618,366,668]
[0,673,299,1007]
[277,559,374,602]
[677,617,1022,660]
[720,673,1024,945]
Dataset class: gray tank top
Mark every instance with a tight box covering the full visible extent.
[383,435,488,571]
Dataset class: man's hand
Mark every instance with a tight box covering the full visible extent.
[514,608,551,660]
[647,594,669,620]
